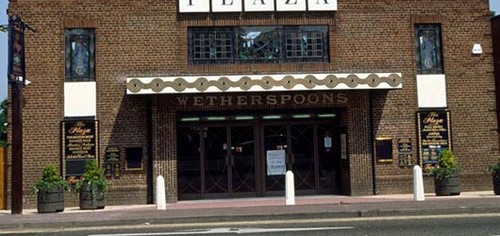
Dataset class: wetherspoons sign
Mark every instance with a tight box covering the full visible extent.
[179,0,337,13]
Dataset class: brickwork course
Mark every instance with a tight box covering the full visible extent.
[5,0,499,209]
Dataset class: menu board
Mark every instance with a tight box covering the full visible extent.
[62,120,99,177]
[397,138,413,168]
[417,110,451,170]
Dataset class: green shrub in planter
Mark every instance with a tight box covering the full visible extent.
[32,165,68,213]
[486,162,500,195]
[74,160,108,210]
[431,150,460,196]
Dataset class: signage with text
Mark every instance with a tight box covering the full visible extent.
[417,110,451,170]
[62,120,99,177]
[170,92,348,107]
[266,150,286,175]
[179,0,337,13]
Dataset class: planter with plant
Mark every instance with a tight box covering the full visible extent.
[431,149,460,196]
[32,165,68,213]
[486,161,500,195]
[74,160,107,210]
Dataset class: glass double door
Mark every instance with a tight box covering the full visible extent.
[178,125,256,199]
[177,121,341,200]
[262,122,340,195]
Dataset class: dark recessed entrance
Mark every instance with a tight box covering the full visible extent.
[177,111,343,200]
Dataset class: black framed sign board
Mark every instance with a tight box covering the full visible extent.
[417,110,452,172]
[61,119,99,177]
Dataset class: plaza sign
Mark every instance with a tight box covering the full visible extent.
[179,0,337,13]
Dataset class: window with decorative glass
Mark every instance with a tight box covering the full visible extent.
[65,29,95,82]
[414,24,443,74]
[188,25,329,64]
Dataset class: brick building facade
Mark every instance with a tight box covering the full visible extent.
[5,0,498,209]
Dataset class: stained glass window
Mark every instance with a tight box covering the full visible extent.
[285,26,328,62]
[415,24,443,74]
[236,26,281,63]
[65,29,95,81]
[189,27,234,64]
[188,26,329,64]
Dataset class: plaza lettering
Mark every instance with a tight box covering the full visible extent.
[179,0,337,12]
[423,112,444,126]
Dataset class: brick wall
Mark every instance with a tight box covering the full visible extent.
[7,0,498,208]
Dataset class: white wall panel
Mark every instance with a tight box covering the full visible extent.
[417,74,447,108]
[64,82,96,117]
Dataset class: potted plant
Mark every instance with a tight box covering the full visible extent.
[32,165,68,213]
[432,149,460,196]
[486,161,500,195]
[74,160,108,210]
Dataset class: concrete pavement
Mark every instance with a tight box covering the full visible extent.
[0,191,498,232]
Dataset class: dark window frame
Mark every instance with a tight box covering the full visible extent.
[414,24,444,74]
[125,147,144,171]
[65,29,95,82]
[188,25,329,65]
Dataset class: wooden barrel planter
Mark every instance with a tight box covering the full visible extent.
[79,182,105,210]
[37,185,65,213]
[434,171,460,196]
[493,177,500,195]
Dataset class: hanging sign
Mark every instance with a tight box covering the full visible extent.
[266,150,286,175]
[8,15,26,80]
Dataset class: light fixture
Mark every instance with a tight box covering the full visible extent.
[472,43,483,55]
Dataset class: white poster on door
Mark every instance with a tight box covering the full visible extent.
[266,150,286,175]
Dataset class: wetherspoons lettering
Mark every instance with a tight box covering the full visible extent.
[175,93,348,106]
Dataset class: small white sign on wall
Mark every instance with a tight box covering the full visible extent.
[308,0,337,11]
[267,150,286,175]
[212,0,243,12]
[244,0,275,11]
[179,0,210,13]
[276,0,306,11]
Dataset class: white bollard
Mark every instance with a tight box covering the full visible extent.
[413,165,425,201]
[285,170,295,205]
[156,175,167,210]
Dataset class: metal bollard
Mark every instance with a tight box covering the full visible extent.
[156,175,167,210]
[286,170,295,205]
[413,165,425,201]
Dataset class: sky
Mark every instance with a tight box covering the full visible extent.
[1,2,500,100]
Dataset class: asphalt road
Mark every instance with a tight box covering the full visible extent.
[4,213,500,236]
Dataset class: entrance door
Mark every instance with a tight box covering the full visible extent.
[230,126,256,196]
[178,124,256,199]
[203,126,228,197]
[317,123,341,193]
[262,123,316,195]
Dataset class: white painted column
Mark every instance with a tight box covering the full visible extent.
[413,165,425,201]
[285,170,295,206]
[156,175,167,210]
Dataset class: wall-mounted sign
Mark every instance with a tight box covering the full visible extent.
[266,150,286,175]
[244,0,275,11]
[375,138,393,163]
[178,0,337,13]
[171,92,348,107]
[62,119,99,177]
[397,138,413,168]
[104,147,121,179]
[417,110,452,171]
[276,0,306,11]
[212,0,243,12]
